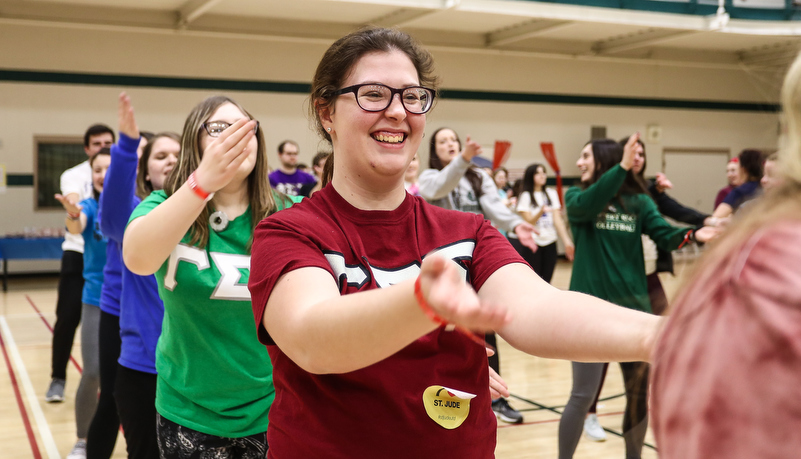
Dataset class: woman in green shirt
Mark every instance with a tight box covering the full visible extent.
[124,95,298,458]
[557,135,716,459]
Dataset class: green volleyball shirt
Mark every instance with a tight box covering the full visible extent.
[566,165,689,312]
[129,190,299,437]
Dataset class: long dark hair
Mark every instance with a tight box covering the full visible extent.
[618,136,647,179]
[311,27,440,187]
[428,127,483,200]
[521,163,550,206]
[582,139,649,196]
[738,148,764,181]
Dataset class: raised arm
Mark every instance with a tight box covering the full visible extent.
[418,135,481,200]
[565,166,627,222]
[123,118,255,275]
[566,134,638,223]
[418,155,471,200]
[484,263,659,363]
[101,93,141,243]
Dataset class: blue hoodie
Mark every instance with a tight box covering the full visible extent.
[100,133,164,373]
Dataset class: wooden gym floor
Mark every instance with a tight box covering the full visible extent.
[0,252,701,458]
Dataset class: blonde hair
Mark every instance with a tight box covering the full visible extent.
[780,54,801,183]
[165,95,288,250]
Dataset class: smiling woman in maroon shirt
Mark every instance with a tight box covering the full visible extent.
[248,27,664,458]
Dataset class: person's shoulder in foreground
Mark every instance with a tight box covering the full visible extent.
[652,218,801,459]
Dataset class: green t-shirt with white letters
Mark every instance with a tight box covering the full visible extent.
[129,190,300,437]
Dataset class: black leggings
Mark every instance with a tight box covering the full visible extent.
[86,311,120,459]
[157,414,268,459]
[508,239,558,284]
[114,365,158,459]
[51,250,84,380]
[559,361,650,459]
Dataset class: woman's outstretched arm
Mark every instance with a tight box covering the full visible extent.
[485,263,659,363]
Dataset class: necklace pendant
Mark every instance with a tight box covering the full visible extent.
[209,210,229,232]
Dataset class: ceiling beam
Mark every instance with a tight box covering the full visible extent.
[177,0,225,28]
[593,29,698,55]
[367,8,439,27]
[486,20,573,47]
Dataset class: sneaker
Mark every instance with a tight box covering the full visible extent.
[45,378,65,403]
[492,398,524,424]
[66,439,86,459]
[584,413,607,442]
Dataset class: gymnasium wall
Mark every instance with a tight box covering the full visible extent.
[0,23,781,267]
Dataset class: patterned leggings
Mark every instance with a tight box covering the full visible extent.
[156,414,267,459]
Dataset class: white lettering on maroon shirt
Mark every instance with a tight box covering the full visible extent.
[324,240,476,290]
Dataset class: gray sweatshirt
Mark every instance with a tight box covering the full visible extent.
[418,155,524,234]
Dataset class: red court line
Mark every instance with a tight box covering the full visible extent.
[0,325,43,459]
[27,295,125,435]
[497,410,624,429]
[26,294,82,373]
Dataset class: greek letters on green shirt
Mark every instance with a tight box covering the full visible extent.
[565,165,689,313]
[128,190,300,438]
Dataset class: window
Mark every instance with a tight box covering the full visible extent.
[35,136,85,210]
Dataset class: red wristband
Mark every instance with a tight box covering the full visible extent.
[66,211,80,220]
[187,171,214,202]
[414,276,447,325]
[677,229,693,249]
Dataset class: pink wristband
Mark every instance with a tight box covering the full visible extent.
[414,276,447,325]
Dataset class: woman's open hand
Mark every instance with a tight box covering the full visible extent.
[418,254,511,332]
[118,92,139,140]
[194,119,256,193]
[621,132,640,171]
[461,136,483,162]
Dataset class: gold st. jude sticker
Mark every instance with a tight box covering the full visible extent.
[423,385,476,429]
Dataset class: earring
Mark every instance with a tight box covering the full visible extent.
[422,133,425,138]
[326,127,332,132]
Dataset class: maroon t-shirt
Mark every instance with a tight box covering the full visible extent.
[249,185,524,458]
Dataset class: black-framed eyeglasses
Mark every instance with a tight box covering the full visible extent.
[201,120,260,138]
[333,84,435,115]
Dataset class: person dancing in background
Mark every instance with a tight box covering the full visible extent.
[54,149,111,459]
[124,95,299,458]
[101,92,180,459]
[713,157,742,209]
[711,148,764,218]
[580,135,718,442]
[558,136,717,459]
[47,124,114,404]
[515,162,574,283]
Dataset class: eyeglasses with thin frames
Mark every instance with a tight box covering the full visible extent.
[332,83,436,115]
[201,120,260,138]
